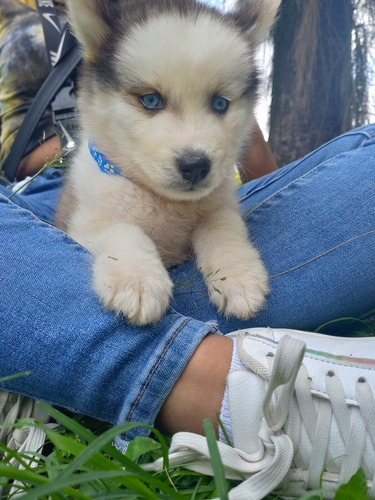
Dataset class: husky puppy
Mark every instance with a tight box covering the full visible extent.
[56,0,280,326]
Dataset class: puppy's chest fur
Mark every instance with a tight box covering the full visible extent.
[115,182,199,267]
[67,174,207,268]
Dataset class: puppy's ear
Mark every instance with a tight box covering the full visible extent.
[66,0,120,61]
[231,0,281,44]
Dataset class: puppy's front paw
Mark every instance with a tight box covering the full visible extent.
[93,254,173,325]
[208,261,269,320]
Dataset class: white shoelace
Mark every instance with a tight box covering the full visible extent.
[0,391,57,497]
[146,335,375,499]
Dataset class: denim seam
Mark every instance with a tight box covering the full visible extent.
[1,192,56,227]
[253,155,358,217]
[239,129,375,207]
[2,192,95,254]
[126,317,192,422]
[270,229,375,279]
[1,193,41,220]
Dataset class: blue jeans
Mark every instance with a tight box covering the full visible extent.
[1,125,374,447]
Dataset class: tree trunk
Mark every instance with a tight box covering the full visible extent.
[268,0,354,167]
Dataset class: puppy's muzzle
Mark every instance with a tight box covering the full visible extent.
[177,153,211,184]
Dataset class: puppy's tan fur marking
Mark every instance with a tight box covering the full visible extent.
[56,0,280,325]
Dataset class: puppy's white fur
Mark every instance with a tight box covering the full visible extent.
[56,0,280,325]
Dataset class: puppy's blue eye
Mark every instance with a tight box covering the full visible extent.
[140,93,164,110]
[211,95,229,114]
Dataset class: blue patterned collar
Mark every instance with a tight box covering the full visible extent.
[88,142,122,176]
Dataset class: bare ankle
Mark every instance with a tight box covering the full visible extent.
[156,334,233,435]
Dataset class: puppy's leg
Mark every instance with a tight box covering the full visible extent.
[193,208,269,319]
[81,223,173,325]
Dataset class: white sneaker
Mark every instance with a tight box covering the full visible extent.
[148,327,375,499]
[0,390,56,497]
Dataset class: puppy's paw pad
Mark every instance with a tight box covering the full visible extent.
[93,256,173,325]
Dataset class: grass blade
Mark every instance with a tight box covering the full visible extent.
[203,419,228,500]
[21,470,160,500]
[19,408,183,499]
[38,403,171,472]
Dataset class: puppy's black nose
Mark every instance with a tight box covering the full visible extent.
[177,154,211,184]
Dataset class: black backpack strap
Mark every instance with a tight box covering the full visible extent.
[2,43,81,181]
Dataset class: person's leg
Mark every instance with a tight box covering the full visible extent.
[152,125,375,499]
[157,123,375,438]
[4,125,374,335]
[1,124,374,445]
[0,189,222,448]
[2,125,374,498]
[156,333,233,436]
[170,124,375,333]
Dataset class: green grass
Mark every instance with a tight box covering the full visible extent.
[0,405,231,499]
[1,311,374,499]
[0,404,371,500]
